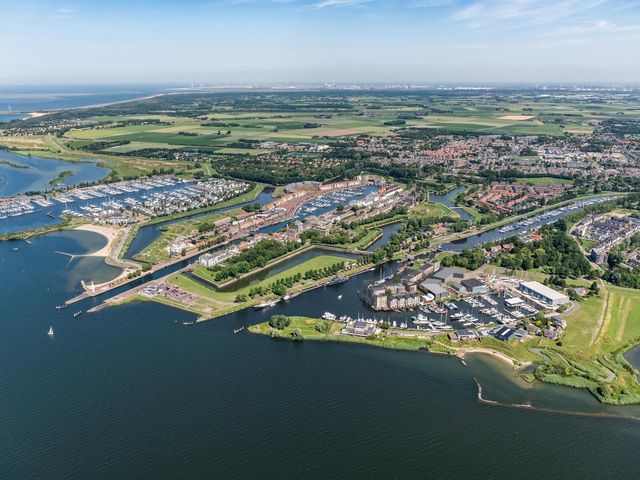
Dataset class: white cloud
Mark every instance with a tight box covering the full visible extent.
[310,0,371,9]
[410,0,453,7]
[548,19,640,36]
[451,0,609,27]
[51,7,76,19]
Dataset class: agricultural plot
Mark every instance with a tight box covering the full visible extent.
[564,286,640,355]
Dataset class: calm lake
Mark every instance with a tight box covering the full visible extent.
[0,150,108,198]
[2,229,640,479]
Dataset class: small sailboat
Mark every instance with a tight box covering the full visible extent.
[47,326,54,336]
[337,295,343,300]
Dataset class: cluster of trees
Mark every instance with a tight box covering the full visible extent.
[77,140,131,152]
[441,247,486,270]
[201,121,240,127]
[197,222,216,234]
[315,321,332,333]
[494,228,593,278]
[215,156,359,185]
[602,268,640,289]
[300,228,364,246]
[383,119,406,126]
[242,203,262,213]
[126,269,143,280]
[268,315,302,340]
[346,206,408,228]
[269,315,290,329]
[600,232,640,289]
[209,240,300,282]
[443,226,595,279]
[601,118,640,136]
[247,261,346,298]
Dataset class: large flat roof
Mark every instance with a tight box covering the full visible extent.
[520,281,568,301]
[420,282,448,295]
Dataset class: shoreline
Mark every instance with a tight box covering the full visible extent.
[74,223,123,257]
[456,347,531,369]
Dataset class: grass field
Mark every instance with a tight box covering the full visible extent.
[515,177,574,185]
[409,201,458,218]
[189,253,352,302]
[564,285,640,356]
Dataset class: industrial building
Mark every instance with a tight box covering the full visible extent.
[419,282,448,299]
[460,278,487,294]
[519,281,569,307]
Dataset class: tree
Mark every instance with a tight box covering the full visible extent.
[290,329,304,341]
[315,321,331,333]
[269,315,290,330]
[272,283,288,296]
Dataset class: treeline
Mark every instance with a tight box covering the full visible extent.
[476,169,574,183]
[78,140,131,152]
[244,261,345,298]
[346,206,408,228]
[215,156,360,185]
[601,118,640,136]
[208,239,301,282]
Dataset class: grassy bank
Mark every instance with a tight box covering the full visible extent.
[49,170,73,186]
[249,316,455,353]
[0,216,87,242]
[189,253,354,302]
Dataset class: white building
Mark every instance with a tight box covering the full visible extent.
[519,281,569,307]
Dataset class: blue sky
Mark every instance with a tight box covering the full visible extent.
[1,0,640,85]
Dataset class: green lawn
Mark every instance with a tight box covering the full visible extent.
[188,253,355,302]
[249,316,450,352]
[409,201,457,218]
[515,177,574,185]
[563,285,640,355]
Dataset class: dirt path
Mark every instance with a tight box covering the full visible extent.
[589,281,610,349]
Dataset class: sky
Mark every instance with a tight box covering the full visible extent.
[1,0,640,85]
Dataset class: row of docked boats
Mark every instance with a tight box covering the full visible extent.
[496,196,617,234]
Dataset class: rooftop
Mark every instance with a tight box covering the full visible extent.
[520,281,568,301]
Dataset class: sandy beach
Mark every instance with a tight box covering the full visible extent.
[74,223,123,257]
[457,347,530,369]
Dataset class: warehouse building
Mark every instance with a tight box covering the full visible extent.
[419,282,449,299]
[460,278,487,294]
[519,281,569,307]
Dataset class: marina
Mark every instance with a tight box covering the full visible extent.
[442,195,618,251]
[0,175,248,235]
